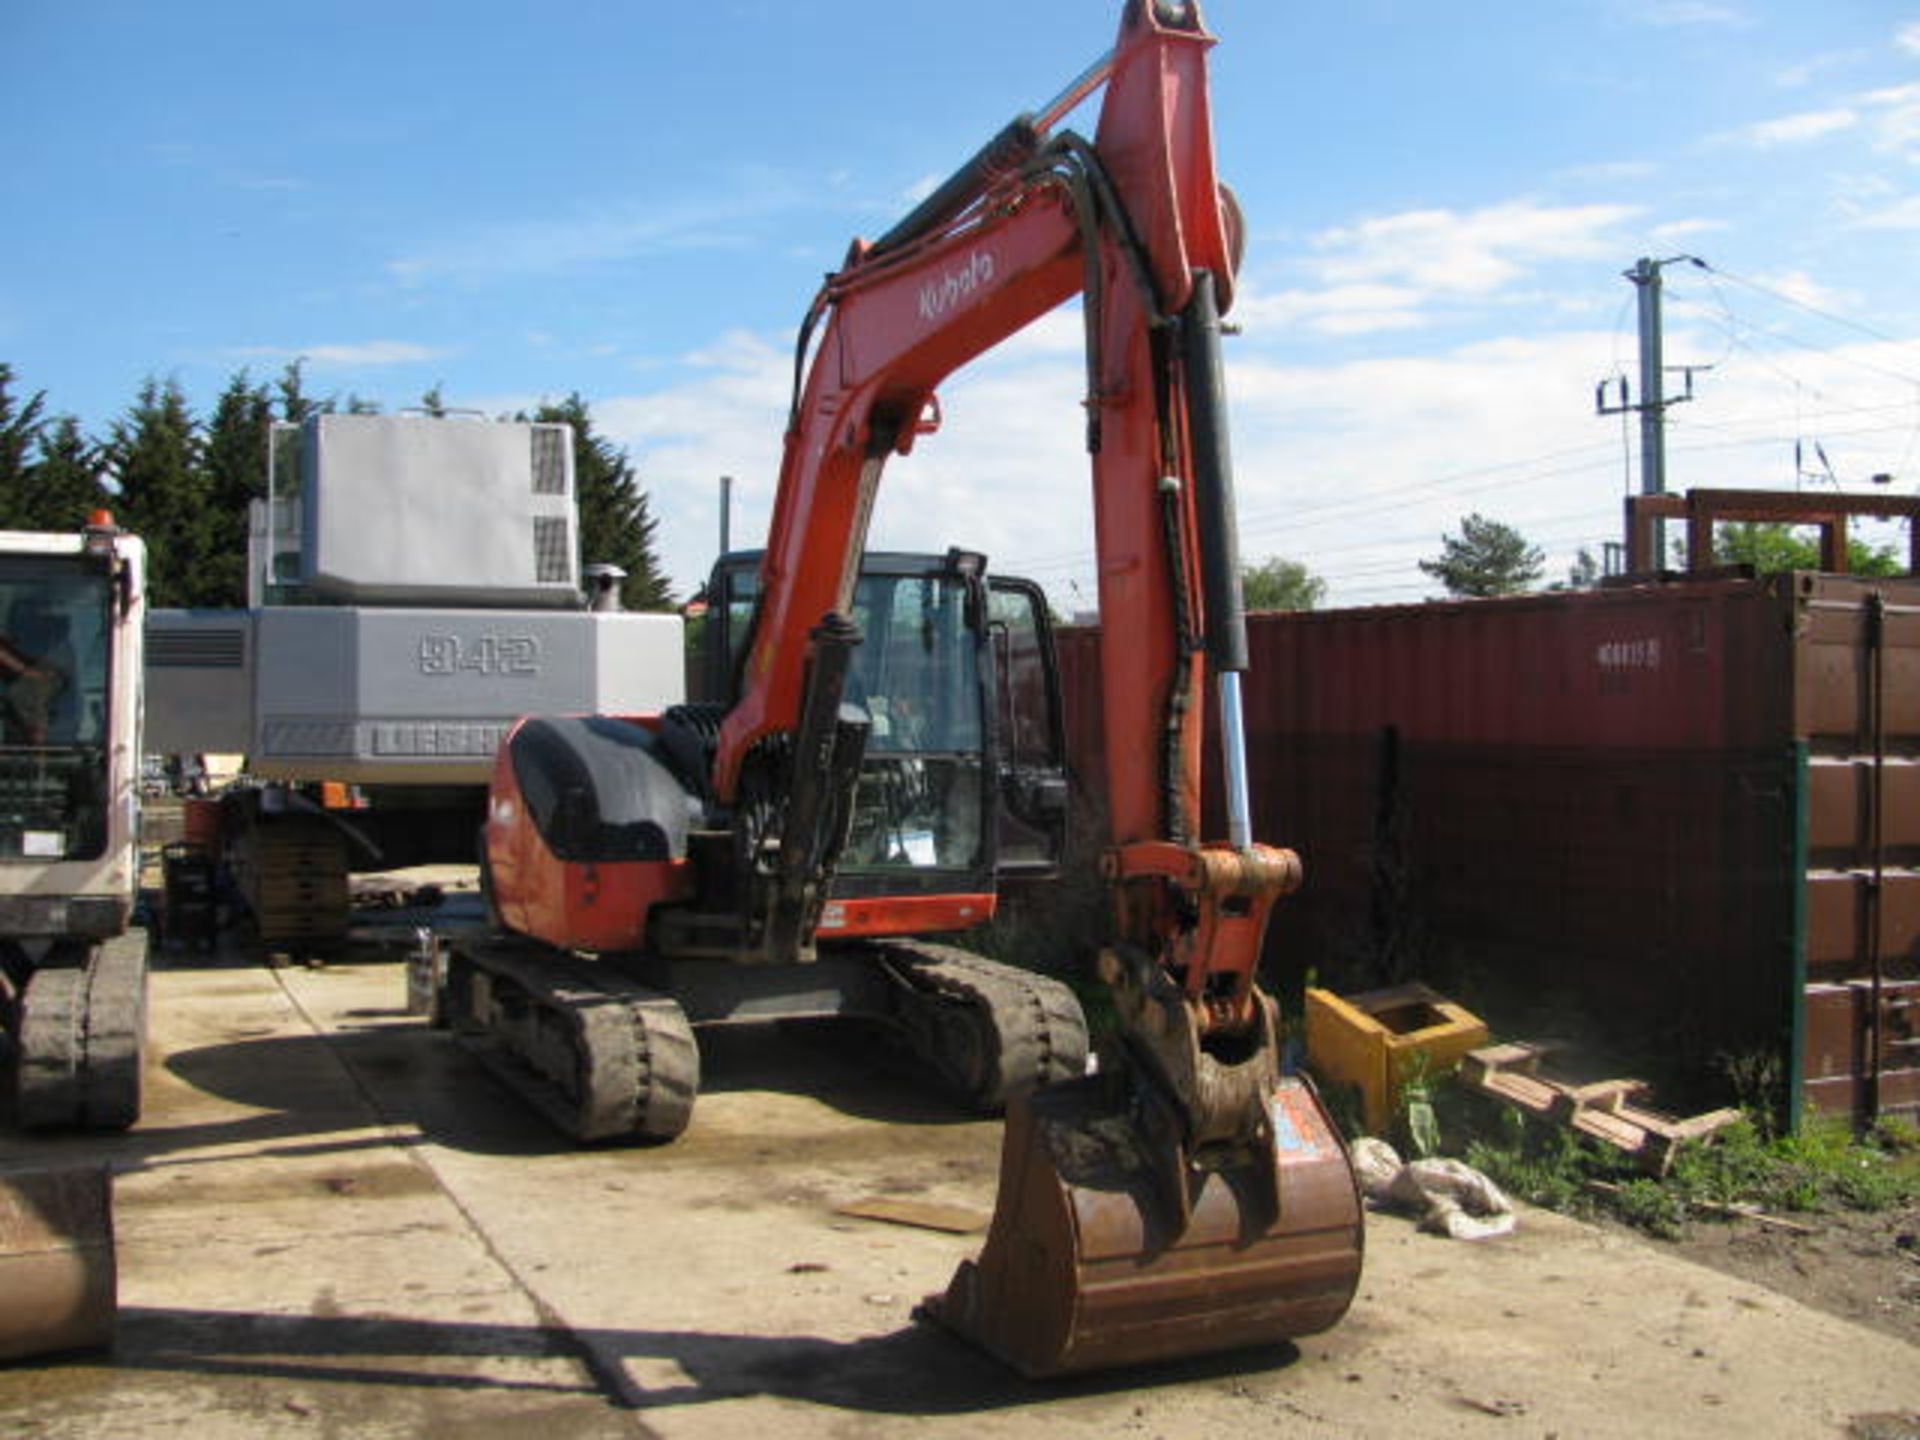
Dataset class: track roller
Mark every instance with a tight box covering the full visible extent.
[443,938,699,1143]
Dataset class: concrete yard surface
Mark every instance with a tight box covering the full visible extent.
[2,942,1917,1438]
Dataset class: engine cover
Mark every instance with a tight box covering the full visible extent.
[507,716,699,863]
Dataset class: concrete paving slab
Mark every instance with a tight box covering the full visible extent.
[1,947,624,1438]
[2,941,1917,1438]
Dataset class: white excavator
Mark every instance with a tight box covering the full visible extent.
[0,512,148,1131]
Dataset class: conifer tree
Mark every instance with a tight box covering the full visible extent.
[201,371,274,607]
[1418,513,1545,598]
[276,360,323,425]
[108,378,208,607]
[24,416,108,530]
[0,364,48,524]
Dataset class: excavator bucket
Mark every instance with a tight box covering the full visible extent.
[927,1071,1363,1378]
[0,1165,117,1361]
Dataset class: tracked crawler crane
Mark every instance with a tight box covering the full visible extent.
[461,0,1362,1378]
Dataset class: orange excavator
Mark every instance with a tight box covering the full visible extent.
[456,0,1362,1379]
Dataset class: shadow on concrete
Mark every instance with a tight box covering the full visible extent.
[152,1004,982,1157]
[138,884,490,973]
[8,1003,987,1178]
[691,1020,986,1123]
[114,1305,1302,1416]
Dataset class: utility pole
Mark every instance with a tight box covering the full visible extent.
[719,474,733,556]
[1631,257,1669,502]
[1596,255,1706,569]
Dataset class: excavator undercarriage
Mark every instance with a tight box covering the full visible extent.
[440,936,1088,1143]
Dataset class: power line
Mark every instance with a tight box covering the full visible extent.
[1669,398,1917,436]
[1694,258,1920,353]
[1678,265,1920,391]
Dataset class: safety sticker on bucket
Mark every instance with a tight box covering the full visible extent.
[1270,1079,1329,1165]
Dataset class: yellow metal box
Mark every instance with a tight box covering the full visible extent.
[1305,982,1489,1135]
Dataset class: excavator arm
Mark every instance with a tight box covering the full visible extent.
[709,0,1363,1374]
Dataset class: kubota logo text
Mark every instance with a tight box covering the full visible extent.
[918,249,997,323]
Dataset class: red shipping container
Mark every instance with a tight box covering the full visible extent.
[1055,572,1920,1124]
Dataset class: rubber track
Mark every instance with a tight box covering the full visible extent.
[873,940,1088,1111]
[15,934,147,1131]
[447,941,698,1144]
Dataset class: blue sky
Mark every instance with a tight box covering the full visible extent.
[7,1,1920,608]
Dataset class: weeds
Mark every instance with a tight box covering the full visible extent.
[1610,1178,1687,1240]
[1391,1052,1446,1159]
[1465,1126,1604,1214]
[1447,1088,1920,1239]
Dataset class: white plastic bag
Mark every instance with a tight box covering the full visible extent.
[1349,1137,1517,1240]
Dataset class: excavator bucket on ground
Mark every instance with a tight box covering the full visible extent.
[0,1165,117,1361]
[927,1070,1363,1378]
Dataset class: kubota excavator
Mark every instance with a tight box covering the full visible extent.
[456,0,1362,1378]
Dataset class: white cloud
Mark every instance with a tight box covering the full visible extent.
[1731,108,1860,147]
[1861,82,1920,158]
[596,330,793,592]
[1741,270,1858,315]
[1651,218,1728,243]
[232,340,444,367]
[1714,79,1920,160]
[1775,50,1870,90]
[1898,22,1920,58]
[1307,202,1640,300]
[1234,282,1429,337]
[1849,193,1920,229]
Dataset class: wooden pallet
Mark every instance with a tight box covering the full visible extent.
[228,815,351,942]
[1460,1042,1741,1175]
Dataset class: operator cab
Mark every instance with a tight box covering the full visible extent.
[0,552,117,863]
[694,548,1069,899]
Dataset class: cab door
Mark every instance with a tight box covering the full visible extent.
[986,577,1067,874]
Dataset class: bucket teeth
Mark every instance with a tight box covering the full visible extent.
[924,1072,1363,1378]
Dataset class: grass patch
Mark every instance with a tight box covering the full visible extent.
[1442,1084,1920,1238]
